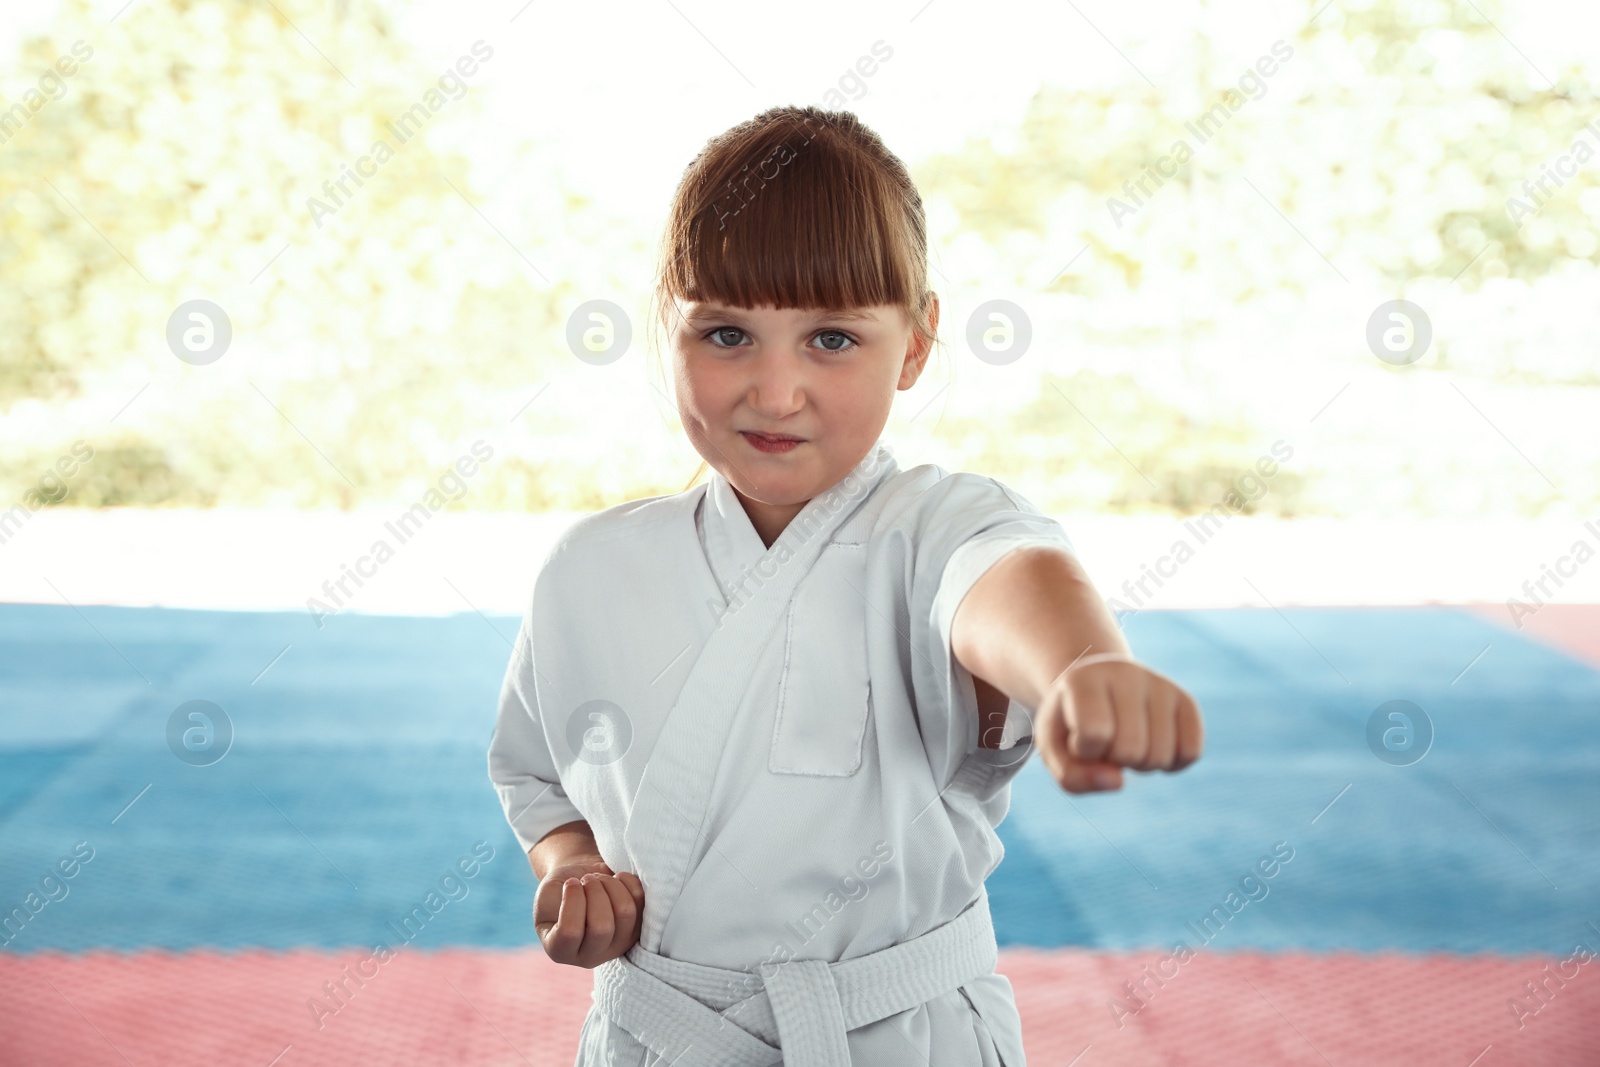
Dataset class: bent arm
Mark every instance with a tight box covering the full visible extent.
[530,819,604,881]
[950,545,1129,710]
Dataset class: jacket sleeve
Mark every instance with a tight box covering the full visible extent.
[906,470,1077,809]
[487,598,586,856]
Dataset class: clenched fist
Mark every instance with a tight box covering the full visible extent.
[533,859,644,968]
[1033,652,1204,793]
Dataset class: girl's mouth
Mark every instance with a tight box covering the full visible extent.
[740,431,804,454]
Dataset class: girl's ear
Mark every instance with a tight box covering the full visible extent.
[897,294,938,390]
[898,343,930,390]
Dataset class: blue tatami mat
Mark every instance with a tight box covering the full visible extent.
[1,602,1596,953]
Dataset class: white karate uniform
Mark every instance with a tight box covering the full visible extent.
[488,439,1075,1067]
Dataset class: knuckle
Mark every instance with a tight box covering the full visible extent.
[1072,710,1114,745]
[1072,734,1111,759]
[1109,741,1144,767]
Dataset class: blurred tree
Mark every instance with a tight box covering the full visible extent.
[1,0,1593,515]
[901,0,1596,515]
[919,0,1598,306]
[0,0,572,507]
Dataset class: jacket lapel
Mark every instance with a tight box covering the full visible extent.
[699,468,769,606]
[625,442,898,950]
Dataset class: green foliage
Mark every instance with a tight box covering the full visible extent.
[918,2,1598,303]
[1,0,1593,515]
[920,370,1306,516]
[66,442,213,507]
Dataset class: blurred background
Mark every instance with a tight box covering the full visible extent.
[2,0,1598,1064]
[3,0,1598,518]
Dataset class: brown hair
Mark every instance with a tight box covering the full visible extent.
[647,106,939,491]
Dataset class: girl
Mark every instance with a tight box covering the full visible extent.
[488,105,1204,1067]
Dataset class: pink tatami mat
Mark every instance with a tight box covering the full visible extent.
[3,946,1595,1066]
[1463,602,1600,671]
[1002,947,1599,1067]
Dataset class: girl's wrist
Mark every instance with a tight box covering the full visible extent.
[1048,651,1137,688]
[530,820,602,881]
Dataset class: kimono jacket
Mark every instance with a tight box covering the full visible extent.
[488,439,1076,1066]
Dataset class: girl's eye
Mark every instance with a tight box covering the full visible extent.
[705,327,747,348]
[700,326,857,351]
[814,330,857,352]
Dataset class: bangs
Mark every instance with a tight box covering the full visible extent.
[654,109,929,331]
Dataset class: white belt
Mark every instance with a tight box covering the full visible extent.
[591,891,1000,1066]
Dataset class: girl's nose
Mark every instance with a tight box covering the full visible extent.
[747,350,806,418]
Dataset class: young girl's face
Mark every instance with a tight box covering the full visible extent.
[671,300,937,510]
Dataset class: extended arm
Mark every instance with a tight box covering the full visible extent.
[950,545,1128,709]
[950,545,1203,793]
